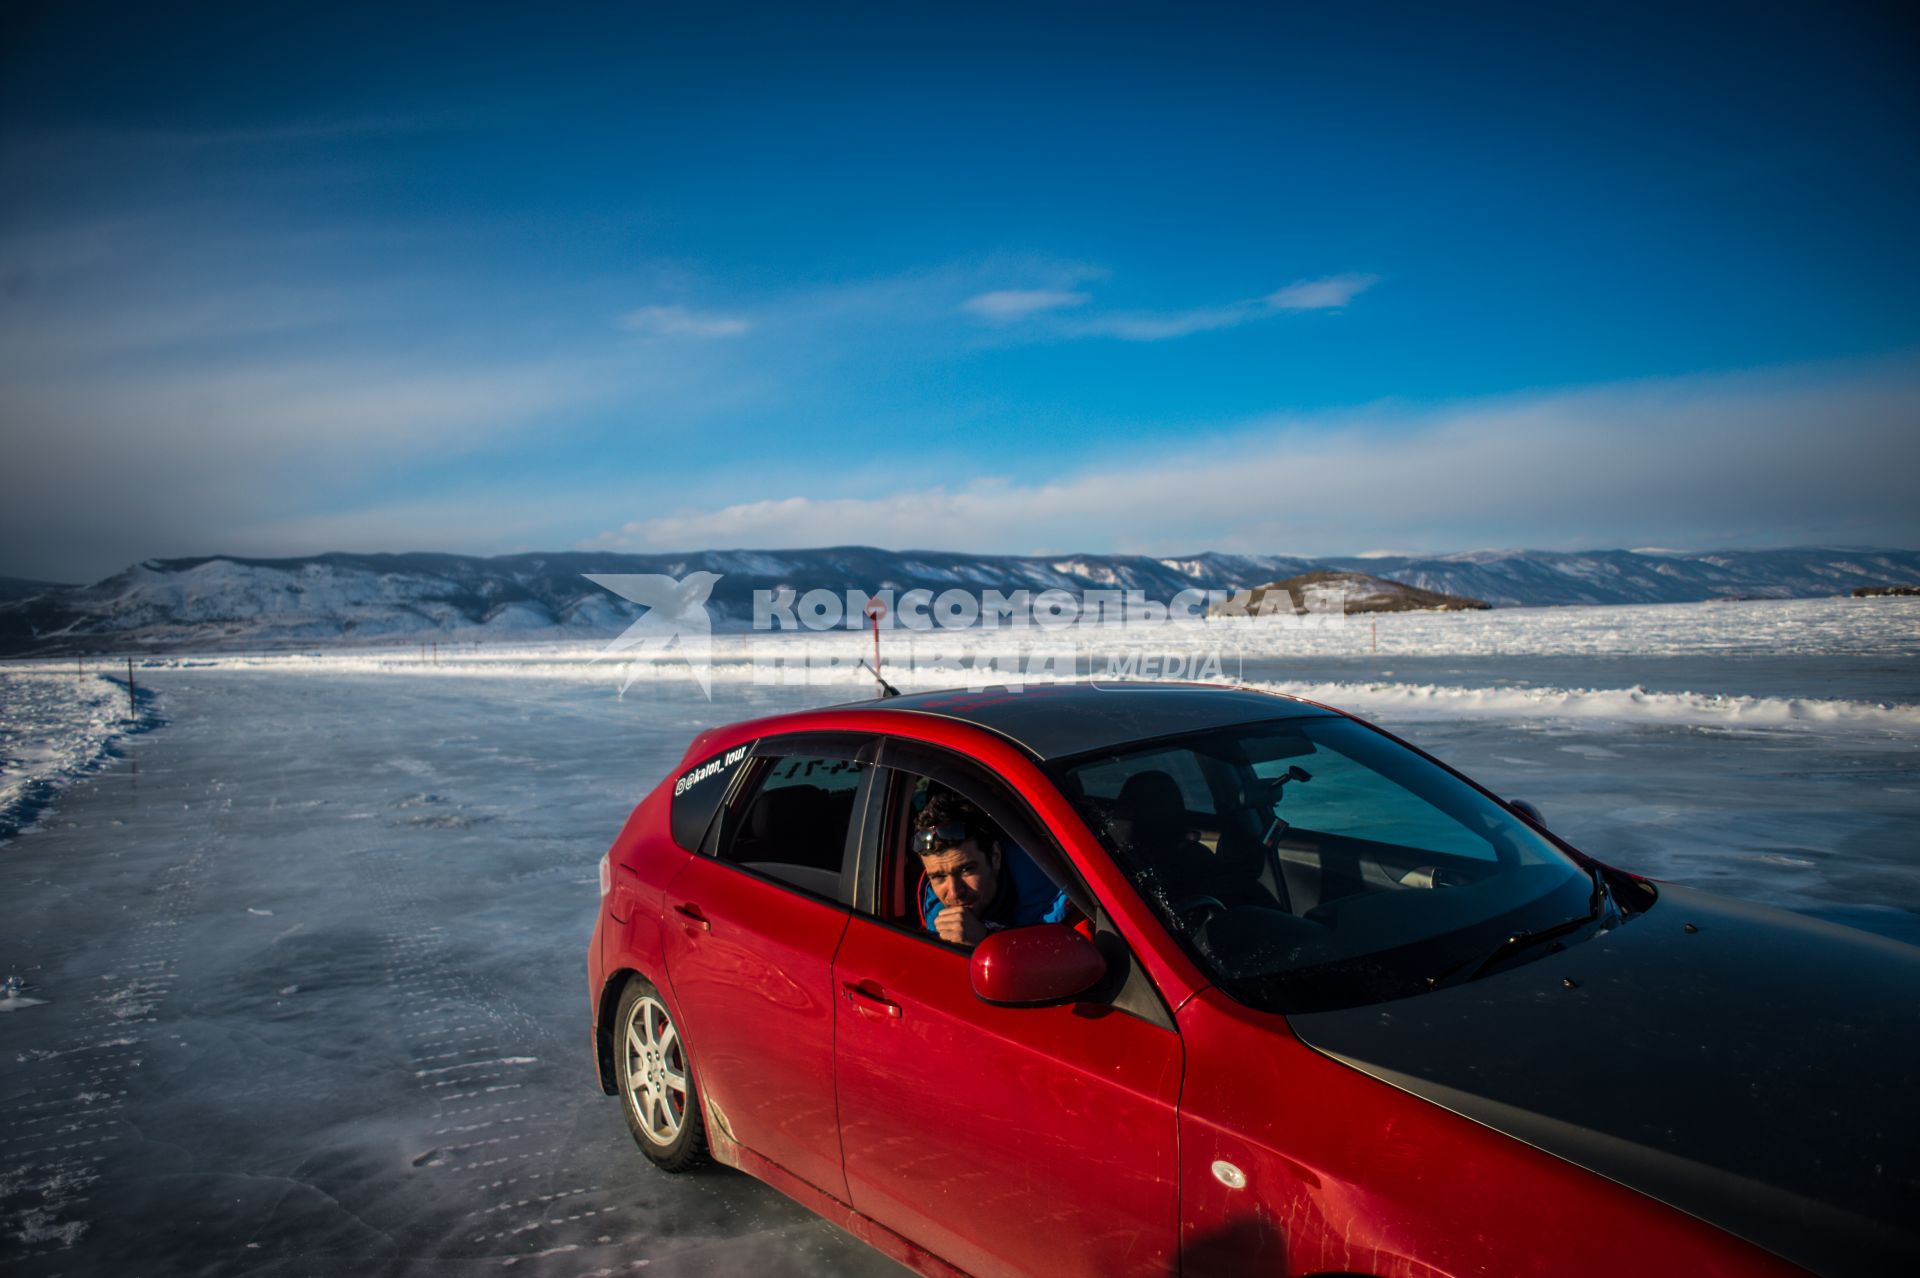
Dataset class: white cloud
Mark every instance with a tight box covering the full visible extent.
[961,289,1092,322]
[1078,305,1250,341]
[584,359,1920,555]
[619,305,752,338]
[1266,273,1378,310]
[1073,273,1381,342]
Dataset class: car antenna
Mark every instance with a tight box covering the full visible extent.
[861,596,900,697]
[860,659,900,698]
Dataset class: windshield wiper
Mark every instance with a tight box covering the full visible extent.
[1584,861,1616,922]
[1426,866,1617,993]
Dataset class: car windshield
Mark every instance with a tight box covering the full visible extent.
[1051,714,1594,1012]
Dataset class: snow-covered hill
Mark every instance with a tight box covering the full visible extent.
[0,545,1915,654]
[1213,569,1490,615]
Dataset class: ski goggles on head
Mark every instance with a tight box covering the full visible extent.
[913,822,975,856]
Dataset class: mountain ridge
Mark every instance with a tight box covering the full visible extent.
[1,544,1915,655]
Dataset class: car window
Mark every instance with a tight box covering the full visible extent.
[1071,747,1216,815]
[669,741,753,851]
[719,754,865,900]
[1051,716,1592,1013]
[1256,744,1493,861]
[872,766,1075,942]
[863,746,1172,1028]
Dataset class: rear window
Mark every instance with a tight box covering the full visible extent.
[720,755,866,899]
[669,742,752,850]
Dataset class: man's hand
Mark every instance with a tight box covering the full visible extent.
[936,905,986,946]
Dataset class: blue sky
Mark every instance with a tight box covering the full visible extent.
[2,1,1917,581]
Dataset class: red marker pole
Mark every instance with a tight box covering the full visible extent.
[127,656,137,719]
[864,596,888,694]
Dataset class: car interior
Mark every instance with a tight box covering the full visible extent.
[1057,729,1536,979]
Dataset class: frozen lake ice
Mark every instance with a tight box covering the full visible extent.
[0,672,909,1275]
[1,596,1916,1272]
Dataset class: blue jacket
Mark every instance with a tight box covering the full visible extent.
[922,844,1072,934]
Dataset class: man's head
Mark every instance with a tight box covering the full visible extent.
[913,791,1002,912]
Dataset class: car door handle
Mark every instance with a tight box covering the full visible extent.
[842,982,902,1019]
[672,903,710,933]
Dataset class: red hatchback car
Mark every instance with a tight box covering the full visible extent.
[587,683,1918,1277]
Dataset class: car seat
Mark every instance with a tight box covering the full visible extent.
[1114,770,1287,919]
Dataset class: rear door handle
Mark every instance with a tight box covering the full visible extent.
[672,903,710,932]
[842,982,902,1019]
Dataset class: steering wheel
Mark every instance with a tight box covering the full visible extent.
[1171,894,1228,927]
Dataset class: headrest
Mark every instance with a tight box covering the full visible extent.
[1112,769,1189,861]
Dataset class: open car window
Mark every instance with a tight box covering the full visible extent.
[871,766,1071,940]
[1051,715,1594,1013]
[860,739,1175,1030]
[873,738,1096,924]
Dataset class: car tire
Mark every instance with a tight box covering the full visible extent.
[613,976,707,1171]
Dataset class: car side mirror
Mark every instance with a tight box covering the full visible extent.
[970,924,1107,1008]
[1510,798,1546,828]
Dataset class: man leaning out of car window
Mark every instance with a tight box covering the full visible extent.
[914,791,1075,946]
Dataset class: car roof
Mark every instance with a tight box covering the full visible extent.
[830,681,1333,762]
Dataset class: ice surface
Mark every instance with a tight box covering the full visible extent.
[0,596,1915,1272]
[0,668,155,840]
[0,673,906,1276]
[1242,678,1920,729]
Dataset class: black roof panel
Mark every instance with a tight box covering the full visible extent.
[854,681,1331,761]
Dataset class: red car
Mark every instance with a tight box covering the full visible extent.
[587,683,1918,1277]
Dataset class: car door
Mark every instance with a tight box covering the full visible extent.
[663,733,876,1202]
[831,740,1183,1278]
